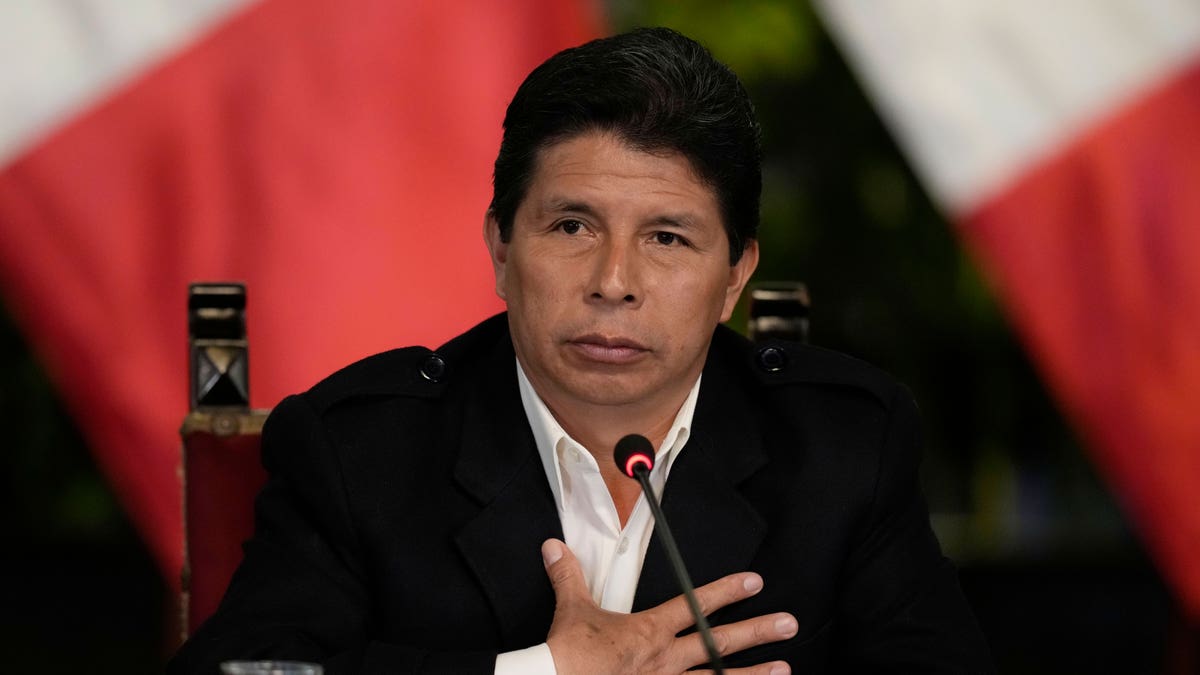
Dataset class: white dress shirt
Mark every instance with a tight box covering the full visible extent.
[494,359,702,674]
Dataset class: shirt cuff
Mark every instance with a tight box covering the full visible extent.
[494,642,556,675]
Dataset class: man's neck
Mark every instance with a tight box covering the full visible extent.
[552,396,686,523]
[535,382,694,526]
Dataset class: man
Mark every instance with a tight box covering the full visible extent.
[171,28,992,673]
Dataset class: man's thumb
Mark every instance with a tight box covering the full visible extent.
[542,539,586,602]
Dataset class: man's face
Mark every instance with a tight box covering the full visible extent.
[485,131,758,416]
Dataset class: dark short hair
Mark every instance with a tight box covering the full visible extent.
[490,27,761,264]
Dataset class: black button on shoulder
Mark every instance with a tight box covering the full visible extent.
[420,353,447,382]
[756,346,788,373]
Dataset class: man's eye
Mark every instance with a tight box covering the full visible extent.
[558,219,584,235]
[655,231,683,246]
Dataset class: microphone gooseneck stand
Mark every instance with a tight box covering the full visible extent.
[614,434,725,675]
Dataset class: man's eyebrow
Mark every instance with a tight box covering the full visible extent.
[648,213,700,230]
[541,198,703,230]
[541,198,599,217]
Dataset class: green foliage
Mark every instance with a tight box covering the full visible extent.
[0,306,122,541]
[610,0,820,80]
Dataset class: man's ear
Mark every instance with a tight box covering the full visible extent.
[720,239,759,322]
[483,210,508,301]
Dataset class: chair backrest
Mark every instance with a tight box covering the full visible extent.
[180,409,268,635]
[179,282,269,637]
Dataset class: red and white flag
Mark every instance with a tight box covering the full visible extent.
[0,0,601,586]
[816,0,1200,617]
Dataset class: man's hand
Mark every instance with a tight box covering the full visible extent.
[541,539,797,675]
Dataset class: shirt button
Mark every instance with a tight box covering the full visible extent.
[617,538,630,554]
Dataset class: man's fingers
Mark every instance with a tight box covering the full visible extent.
[541,539,591,608]
[675,611,797,670]
[713,612,797,655]
[655,571,764,630]
[543,547,794,674]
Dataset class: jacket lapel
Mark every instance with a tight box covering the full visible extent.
[451,333,563,647]
[633,338,769,611]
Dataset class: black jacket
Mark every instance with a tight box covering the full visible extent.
[170,313,993,673]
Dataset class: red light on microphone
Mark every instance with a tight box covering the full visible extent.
[614,434,655,478]
[623,453,652,477]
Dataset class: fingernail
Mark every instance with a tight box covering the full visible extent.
[541,539,563,567]
[775,615,798,637]
[743,574,763,593]
[770,664,790,675]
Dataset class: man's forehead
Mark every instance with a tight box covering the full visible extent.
[533,131,706,184]
[521,132,718,211]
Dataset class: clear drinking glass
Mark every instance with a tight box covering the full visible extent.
[220,661,323,675]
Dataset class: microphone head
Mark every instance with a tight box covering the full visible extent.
[614,434,655,478]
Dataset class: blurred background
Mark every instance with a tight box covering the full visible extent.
[2,1,1196,672]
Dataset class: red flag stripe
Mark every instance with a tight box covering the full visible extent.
[963,59,1200,616]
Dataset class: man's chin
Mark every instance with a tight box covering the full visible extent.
[560,375,668,409]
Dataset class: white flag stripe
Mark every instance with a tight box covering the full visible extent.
[0,0,255,167]
[814,0,1200,213]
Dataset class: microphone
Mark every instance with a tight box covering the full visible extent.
[614,434,725,674]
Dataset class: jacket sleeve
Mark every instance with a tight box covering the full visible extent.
[834,384,994,673]
[167,394,497,675]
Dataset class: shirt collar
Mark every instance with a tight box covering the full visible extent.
[515,358,702,512]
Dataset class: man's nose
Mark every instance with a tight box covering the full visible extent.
[588,238,642,307]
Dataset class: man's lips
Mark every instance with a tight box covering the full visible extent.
[566,334,650,365]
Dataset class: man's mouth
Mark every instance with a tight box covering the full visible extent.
[566,334,650,365]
